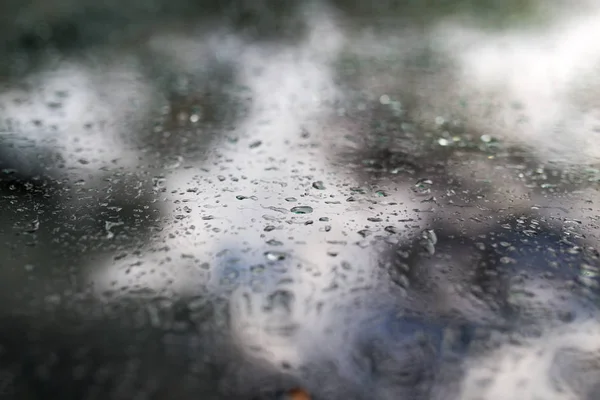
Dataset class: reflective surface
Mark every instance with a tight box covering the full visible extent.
[1,1,600,399]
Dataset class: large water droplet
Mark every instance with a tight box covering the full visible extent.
[290,206,313,214]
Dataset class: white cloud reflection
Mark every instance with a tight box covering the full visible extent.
[432,3,600,164]
[0,59,154,177]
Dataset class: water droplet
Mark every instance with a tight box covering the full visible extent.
[236,195,249,200]
[379,94,390,105]
[249,140,262,149]
[568,247,581,255]
[438,138,450,146]
[357,229,372,238]
[25,219,40,233]
[413,179,433,196]
[265,251,287,261]
[266,239,284,246]
[312,181,326,190]
[285,197,298,202]
[265,225,276,232]
[290,206,313,214]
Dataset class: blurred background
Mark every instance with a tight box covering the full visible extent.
[0,0,600,399]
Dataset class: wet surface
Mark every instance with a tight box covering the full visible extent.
[1,1,600,399]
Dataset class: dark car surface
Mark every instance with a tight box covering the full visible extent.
[0,1,599,399]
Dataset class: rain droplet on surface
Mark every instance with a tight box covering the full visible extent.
[25,219,40,233]
[413,179,433,196]
[312,181,326,190]
[500,257,516,264]
[357,229,372,238]
[265,251,287,261]
[290,206,313,214]
[480,134,493,143]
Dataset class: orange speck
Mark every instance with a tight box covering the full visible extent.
[288,388,311,400]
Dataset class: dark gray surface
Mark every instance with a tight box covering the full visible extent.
[0,1,599,399]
